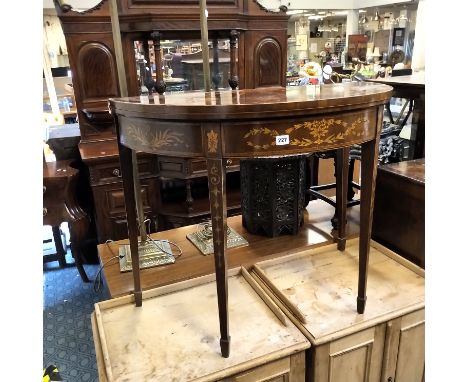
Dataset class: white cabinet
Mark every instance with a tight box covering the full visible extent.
[251,239,425,382]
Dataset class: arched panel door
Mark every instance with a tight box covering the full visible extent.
[77,42,119,102]
[254,38,282,88]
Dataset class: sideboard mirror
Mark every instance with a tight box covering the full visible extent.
[55,0,103,13]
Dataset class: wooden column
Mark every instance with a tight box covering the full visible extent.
[141,39,154,93]
[212,36,222,90]
[151,31,166,95]
[199,0,211,92]
[228,30,239,90]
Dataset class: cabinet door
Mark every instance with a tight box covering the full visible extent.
[381,309,425,382]
[314,324,386,382]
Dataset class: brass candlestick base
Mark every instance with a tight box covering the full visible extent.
[187,222,248,256]
[119,239,175,272]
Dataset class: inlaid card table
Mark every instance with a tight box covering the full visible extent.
[109,82,393,357]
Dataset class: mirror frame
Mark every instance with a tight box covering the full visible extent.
[55,0,105,14]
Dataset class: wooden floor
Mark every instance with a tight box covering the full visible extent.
[98,199,361,298]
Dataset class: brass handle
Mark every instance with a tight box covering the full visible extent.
[112,168,121,177]
[226,159,232,165]
[43,207,48,216]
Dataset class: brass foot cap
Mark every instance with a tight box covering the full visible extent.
[220,337,231,358]
[357,296,367,314]
[134,291,143,307]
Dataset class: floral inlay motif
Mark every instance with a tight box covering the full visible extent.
[207,130,218,153]
[243,127,280,150]
[127,126,183,149]
[243,118,368,149]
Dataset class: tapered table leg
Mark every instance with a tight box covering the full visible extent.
[335,147,350,251]
[357,107,383,313]
[117,138,143,307]
[207,158,230,358]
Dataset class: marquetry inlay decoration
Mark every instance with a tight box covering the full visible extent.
[207,129,219,153]
[243,118,368,149]
[127,126,184,149]
[209,163,223,248]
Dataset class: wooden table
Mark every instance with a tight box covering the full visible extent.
[367,72,425,158]
[109,83,392,357]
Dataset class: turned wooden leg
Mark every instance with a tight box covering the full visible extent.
[207,158,230,358]
[68,219,90,282]
[357,106,384,314]
[185,179,194,213]
[118,142,143,306]
[335,148,349,251]
[52,225,67,268]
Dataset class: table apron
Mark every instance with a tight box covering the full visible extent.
[118,107,378,158]
[221,108,378,157]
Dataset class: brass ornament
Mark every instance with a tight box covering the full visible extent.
[187,222,248,256]
[118,240,175,272]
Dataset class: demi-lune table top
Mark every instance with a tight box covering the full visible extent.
[110,82,393,120]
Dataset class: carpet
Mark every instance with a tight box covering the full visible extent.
[43,239,109,381]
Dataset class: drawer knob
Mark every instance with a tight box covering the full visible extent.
[112,168,121,177]
[387,378,393,382]
[43,185,46,194]
[43,207,48,216]
[226,159,232,165]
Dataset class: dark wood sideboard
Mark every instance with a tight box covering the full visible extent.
[55,0,289,242]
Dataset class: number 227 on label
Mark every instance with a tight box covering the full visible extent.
[275,135,290,145]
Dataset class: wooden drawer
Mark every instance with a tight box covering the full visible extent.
[103,186,152,216]
[88,157,157,186]
[91,269,309,381]
[157,156,240,179]
[92,178,160,242]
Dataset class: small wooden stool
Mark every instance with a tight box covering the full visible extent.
[43,160,90,282]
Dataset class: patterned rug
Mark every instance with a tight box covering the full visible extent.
[43,246,109,381]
